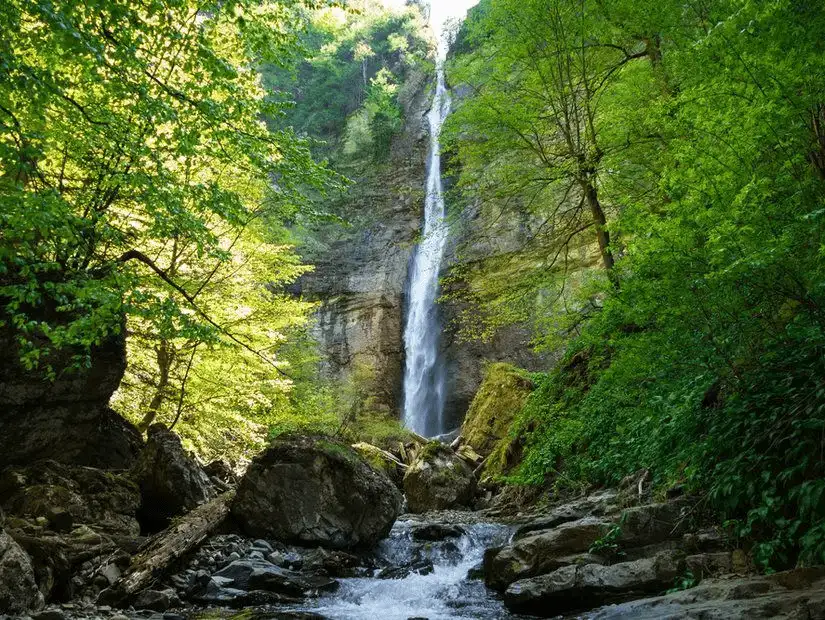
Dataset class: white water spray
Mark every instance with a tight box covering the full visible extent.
[402,47,451,437]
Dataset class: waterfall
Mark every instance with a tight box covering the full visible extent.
[402,48,451,438]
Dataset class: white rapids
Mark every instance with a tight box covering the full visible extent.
[304,520,514,620]
[402,47,452,437]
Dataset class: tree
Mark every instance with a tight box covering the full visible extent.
[0,0,335,375]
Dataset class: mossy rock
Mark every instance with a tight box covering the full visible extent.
[403,443,476,513]
[461,363,535,458]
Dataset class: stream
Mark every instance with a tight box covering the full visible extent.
[288,517,519,620]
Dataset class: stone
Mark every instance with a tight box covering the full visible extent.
[132,589,179,612]
[212,559,338,596]
[0,530,44,615]
[100,564,122,586]
[231,435,402,549]
[202,460,237,485]
[485,517,610,591]
[403,442,476,513]
[504,550,685,615]
[617,501,690,547]
[0,324,142,470]
[458,363,535,459]
[410,523,466,541]
[589,566,825,619]
[131,425,216,531]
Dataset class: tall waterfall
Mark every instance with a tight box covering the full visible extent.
[402,51,451,437]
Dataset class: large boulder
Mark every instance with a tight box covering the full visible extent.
[403,442,476,513]
[504,551,684,615]
[0,529,44,614]
[231,436,402,549]
[0,324,142,470]
[459,363,534,458]
[485,517,610,591]
[589,566,825,619]
[131,425,216,531]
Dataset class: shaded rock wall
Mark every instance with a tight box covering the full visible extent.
[0,325,142,470]
[299,69,430,414]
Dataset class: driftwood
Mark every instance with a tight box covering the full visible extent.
[99,490,234,606]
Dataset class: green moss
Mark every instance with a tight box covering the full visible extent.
[461,363,535,468]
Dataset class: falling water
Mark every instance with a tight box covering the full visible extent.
[402,47,451,437]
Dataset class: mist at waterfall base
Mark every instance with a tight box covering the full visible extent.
[401,52,451,438]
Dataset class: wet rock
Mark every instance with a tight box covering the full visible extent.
[231,435,402,549]
[410,523,466,541]
[503,550,684,615]
[376,558,434,579]
[403,442,476,513]
[212,559,338,596]
[132,589,179,612]
[31,609,65,620]
[302,548,362,578]
[589,566,825,619]
[0,529,44,614]
[131,425,216,531]
[485,517,609,591]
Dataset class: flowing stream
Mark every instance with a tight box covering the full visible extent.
[304,519,516,620]
[402,50,451,438]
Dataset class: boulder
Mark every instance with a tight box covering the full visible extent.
[212,559,338,596]
[230,435,402,549]
[352,442,406,485]
[403,442,476,513]
[0,324,142,470]
[504,550,684,615]
[0,529,44,614]
[589,566,825,619]
[485,517,610,591]
[131,425,216,530]
[459,363,535,458]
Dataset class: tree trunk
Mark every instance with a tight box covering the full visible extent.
[580,177,618,286]
[139,339,174,431]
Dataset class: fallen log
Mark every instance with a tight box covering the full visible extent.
[98,490,234,606]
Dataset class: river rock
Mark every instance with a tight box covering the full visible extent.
[212,559,338,596]
[352,442,406,485]
[0,529,44,614]
[485,516,609,591]
[589,566,825,619]
[504,550,684,615]
[231,435,402,548]
[403,442,476,513]
[131,425,216,530]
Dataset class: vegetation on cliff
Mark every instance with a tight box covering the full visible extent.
[446,0,825,569]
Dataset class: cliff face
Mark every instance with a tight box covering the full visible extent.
[299,69,430,414]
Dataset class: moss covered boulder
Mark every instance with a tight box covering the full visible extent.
[352,442,406,485]
[403,442,476,513]
[460,363,535,458]
[230,435,402,549]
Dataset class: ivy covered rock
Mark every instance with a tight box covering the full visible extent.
[403,442,476,513]
[230,435,402,549]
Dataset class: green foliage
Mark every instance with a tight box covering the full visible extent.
[449,0,825,571]
[0,0,347,461]
[262,1,431,163]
